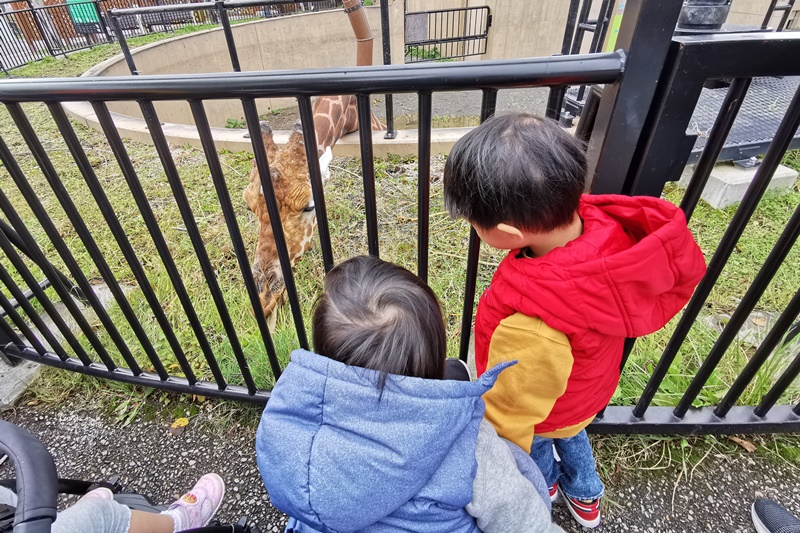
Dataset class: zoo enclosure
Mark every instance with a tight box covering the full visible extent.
[0,0,800,434]
[0,0,340,73]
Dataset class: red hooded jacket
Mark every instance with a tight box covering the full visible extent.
[475,194,707,434]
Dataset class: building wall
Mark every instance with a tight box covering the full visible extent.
[727,0,800,28]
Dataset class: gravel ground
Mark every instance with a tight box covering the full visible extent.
[2,400,800,532]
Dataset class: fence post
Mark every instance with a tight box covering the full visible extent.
[109,13,139,74]
[25,0,58,57]
[217,0,241,72]
[585,0,683,194]
[380,0,395,138]
[94,0,112,43]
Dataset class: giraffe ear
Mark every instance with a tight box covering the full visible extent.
[319,147,333,183]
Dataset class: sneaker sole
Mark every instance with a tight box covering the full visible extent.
[751,503,771,533]
[559,487,600,529]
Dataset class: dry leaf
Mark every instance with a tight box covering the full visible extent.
[752,317,767,327]
[168,417,190,437]
[728,436,756,453]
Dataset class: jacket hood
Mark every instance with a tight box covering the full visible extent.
[502,194,706,338]
[256,349,512,532]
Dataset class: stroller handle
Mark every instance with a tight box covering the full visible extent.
[0,420,58,533]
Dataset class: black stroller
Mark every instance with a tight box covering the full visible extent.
[0,420,262,533]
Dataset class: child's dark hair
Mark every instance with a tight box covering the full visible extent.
[312,256,446,387]
[443,113,587,233]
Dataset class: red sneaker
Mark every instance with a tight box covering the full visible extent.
[559,488,601,528]
[548,483,558,503]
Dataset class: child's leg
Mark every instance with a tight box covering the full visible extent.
[129,510,175,533]
[52,498,134,533]
[529,435,560,488]
[552,430,604,501]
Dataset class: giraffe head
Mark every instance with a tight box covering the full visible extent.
[243,121,333,322]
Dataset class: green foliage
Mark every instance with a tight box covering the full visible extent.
[405,45,442,61]
[226,117,247,129]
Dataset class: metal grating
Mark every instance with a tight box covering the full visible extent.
[689,75,800,163]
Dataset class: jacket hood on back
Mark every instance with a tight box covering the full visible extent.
[503,194,706,338]
[256,349,512,532]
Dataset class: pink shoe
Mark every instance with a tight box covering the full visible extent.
[162,473,225,531]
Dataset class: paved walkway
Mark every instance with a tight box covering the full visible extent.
[2,399,800,532]
[264,88,551,129]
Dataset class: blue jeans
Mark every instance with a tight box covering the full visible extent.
[530,430,604,501]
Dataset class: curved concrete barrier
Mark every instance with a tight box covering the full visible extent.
[63,9,469,156]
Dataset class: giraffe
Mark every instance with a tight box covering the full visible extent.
[242,95,385,328]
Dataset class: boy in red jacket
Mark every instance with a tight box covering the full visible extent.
[443,113,706,528]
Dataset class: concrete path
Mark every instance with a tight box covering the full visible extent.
[2,399,799,532]
[264,88,551,129]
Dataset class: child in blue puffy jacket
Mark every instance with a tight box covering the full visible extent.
[256,255,563,533]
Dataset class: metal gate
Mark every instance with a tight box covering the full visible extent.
[1,0,800,434]
[404,3,490,62]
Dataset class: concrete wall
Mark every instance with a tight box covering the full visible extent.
[406,0,574,61]
[727,0,800,28]
[102,5,404,128]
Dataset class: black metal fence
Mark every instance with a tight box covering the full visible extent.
[403,4,490,63]
[0,0,111,73]
[0,0,340,73]
[1,0,800,434]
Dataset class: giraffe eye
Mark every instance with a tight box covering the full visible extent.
[302,199,315,213]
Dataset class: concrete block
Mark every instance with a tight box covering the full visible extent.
[679,163,798,210]
[0,358,40,410]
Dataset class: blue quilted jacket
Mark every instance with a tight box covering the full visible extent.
[255,349,510,533]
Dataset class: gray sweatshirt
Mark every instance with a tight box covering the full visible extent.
[467,420,565,533]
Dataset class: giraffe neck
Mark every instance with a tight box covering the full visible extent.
[312,95,358,157]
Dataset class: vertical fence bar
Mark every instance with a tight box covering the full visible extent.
[674,201,800,418]
[242,97,309,352]
[0,130,117,370]
[94,0,112,43]
[0,304,24,348]
[681,78,752,221]
[189,99,281,382]
[0,216,89,364]
[380,0,395,138]
[217,0,241,72]
[26,0,57,57]
[0,231,72,360]
[635,83,800,419]
[296,96,335,273]
[0,219,85,302]
[48,103,171,381]
[356,93,379,258]
[0,289,43,354]
[6,103,142,373]
[89,102,203,384]
[545,0,581,120]
[458,89,497,363]
[109,14,138,74]
[91,102,198,385]
[755,345,800,417]
[0,264,49,356]
[417,91,432,282]
[138,100,241,389]
[586,0,684,192]
[569,0,592,55]
[716,288,800,417]
[589,0,613,54]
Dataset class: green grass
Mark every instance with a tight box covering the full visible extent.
[2,44,800,421]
